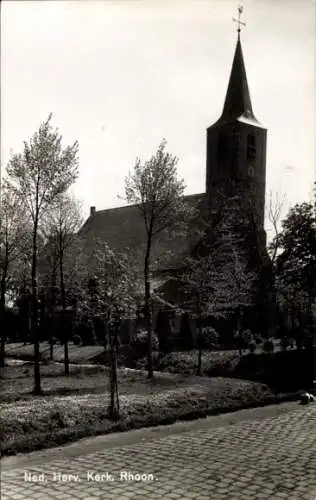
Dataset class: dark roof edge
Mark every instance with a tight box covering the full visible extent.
[78,192,206,235]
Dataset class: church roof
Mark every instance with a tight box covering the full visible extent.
[78,193,208,272]
[219,36,263,127]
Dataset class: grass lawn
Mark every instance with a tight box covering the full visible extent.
[0,362,293,457]
[136,349,240,376]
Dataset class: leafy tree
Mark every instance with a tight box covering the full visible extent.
[273,202,316,348]
[227,188,277,337]
[125,140,192,378]
[77,238,139,420]
[6,114,79,393]
[181,207,256,373]
[43,193,83,373]
[0,186,31,312]
[0,185,32,375]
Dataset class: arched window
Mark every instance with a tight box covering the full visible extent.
[247,134,256,160]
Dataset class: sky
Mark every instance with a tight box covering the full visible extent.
[1,0,315,240]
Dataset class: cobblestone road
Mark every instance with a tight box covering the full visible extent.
[1,404,316,500]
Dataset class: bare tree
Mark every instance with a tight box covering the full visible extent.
[267,191,286,264]
[6,114,79,394]
[125,140,192,378]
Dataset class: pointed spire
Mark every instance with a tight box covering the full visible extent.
[221,36,257,121]
[220,6,258,122]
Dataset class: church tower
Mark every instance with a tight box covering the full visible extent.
[205,8,276,335]
[206,12,267,250]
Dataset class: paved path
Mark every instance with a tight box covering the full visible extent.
[1,403,316,500]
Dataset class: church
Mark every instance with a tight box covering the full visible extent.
[79,20,273,335]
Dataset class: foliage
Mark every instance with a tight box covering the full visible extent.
[125,140,193,377]
[179,198,257,372]
[158,350,239,376]
[241,330,254,344]
[181,201,257,323]
[280,336,293,350]
[5,114,79,393]
[76,238,139,322]
[40,192,83,374]
[273,202,316,346]
[0,185,32,306]
[75,238,141,420]
[198,327,219,350]
[6,114,79,228]
[130,330,159,358]
[274,202,316,300]
[41,193,83,306]
[125,139,188,239]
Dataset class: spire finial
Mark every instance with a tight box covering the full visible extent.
[233,5,246,39]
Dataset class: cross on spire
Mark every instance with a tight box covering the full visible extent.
[233,5,246,38]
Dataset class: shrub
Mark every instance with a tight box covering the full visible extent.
[158,350,238,377]
[248,342,256,353]
[263,339,274,353]
[72,335,82,346]
[198,327,220,350]
[255,336,263,345]
[130,330,159,359]
[242,330,254,344]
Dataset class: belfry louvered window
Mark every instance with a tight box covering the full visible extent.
[232,129,241,165]
[247,134,256,160]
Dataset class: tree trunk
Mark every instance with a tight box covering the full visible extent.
[32,217,41,395]
[59,246,69,376]
[108,317,120,421]
[144,235,153,379]
[0,277,6,318]
[49,253,57,361]
[196,295,202,375]
[0,273,7,378]
[236,307,243,356]
[104,317,108,366]
[0,243,9,376]
[49,331,54,360]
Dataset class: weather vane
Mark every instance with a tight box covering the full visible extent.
[233,5,246,37]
